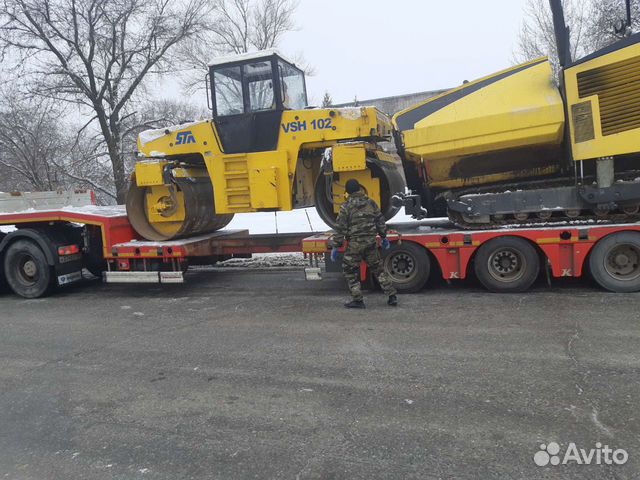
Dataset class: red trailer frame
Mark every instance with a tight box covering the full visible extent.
[302,220,640,293]
[0,206,317,295]
[2,205,640,295]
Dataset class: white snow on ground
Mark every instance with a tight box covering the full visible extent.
[226,207,414,234]
[216,209,322,269]
[215,252,307,268]
[217,207,416,268]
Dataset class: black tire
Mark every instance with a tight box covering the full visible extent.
[382,241,430,293]
[589,231,640,293]
[313,164,401,229]
[0,269,8,294]
[4,240,53,298]
[126,173,234,241]
[474,236,540,293]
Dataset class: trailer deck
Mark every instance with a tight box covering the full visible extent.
[0,202,320,293]
[105,229,317,284]
[2,195,640,296]
[303,219,640,293]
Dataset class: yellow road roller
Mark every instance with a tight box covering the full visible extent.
[127,51,406,240]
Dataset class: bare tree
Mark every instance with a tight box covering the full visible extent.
[0,93,67,191]
[515,0,639,76]
[321,91,333,108]
[120,99,210,169]
[0,0,213,202]
[55,131,119,202]
[49,99,209,203]
[514,0,590,77]
[180,0,299,92]
[587,0,640,50]
[0,87,118,199]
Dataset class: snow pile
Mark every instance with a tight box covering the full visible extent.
[59,204,127,217]
[207,49,296,67]
[216,252,306,269]
[1,204,125,220]
[338,107,365,120]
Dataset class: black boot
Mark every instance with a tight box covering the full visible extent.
[344,299,366,309]
[387,294,398,306]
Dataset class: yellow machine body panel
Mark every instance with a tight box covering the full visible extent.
[134,160,168,186]
[564,42,640,161]
[136,106,396,215]
[393,58,565,189]
[332,143,367,172]
[332,169,381,214]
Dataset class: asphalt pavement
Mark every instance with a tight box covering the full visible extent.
[1,268,639,479]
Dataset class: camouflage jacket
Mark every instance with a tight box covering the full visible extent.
[329,191,387,248]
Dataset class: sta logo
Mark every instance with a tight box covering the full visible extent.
[175,131,196,145]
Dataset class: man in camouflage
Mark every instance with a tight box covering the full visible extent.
[329,179,398,308]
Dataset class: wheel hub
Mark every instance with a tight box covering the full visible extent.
[606,244,640,279]
[488,248,526,282]
[493,251,518,273]
[391,254,414,275]
[154,195,178,217]
[385,251,418,283]
[615,253,630,267]
[22,259,37,278]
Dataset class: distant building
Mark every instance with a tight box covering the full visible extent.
[332,89,449,117]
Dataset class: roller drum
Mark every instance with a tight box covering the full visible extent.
[313,157,404,228]
[126,174,234,241]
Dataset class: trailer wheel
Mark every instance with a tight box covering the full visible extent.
[4,240,53,298]
[589,232,640,292]
[474,237,539,293]
[382,242,430,293]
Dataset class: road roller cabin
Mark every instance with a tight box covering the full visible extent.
[128,50,406,241]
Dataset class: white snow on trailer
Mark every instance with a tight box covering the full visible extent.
[0,190,95,214]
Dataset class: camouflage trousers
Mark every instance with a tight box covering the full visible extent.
[342,240,397,301]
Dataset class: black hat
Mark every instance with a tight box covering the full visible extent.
[345,179,361,194]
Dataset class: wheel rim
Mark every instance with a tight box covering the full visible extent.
[487,247,526,283]
[384,251,417,284]
[604,243,640,281]
[15,253,40,287]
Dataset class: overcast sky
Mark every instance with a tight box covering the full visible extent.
[278,0,531,105]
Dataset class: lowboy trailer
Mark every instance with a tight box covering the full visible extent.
[303,220,640,294]
[1,191,639,298]
[0,191,316,298]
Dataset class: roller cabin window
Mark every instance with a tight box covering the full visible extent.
[211,54,307,116]
[246,61,275,111]
[214,66,243,116]
[278,61,307,110]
